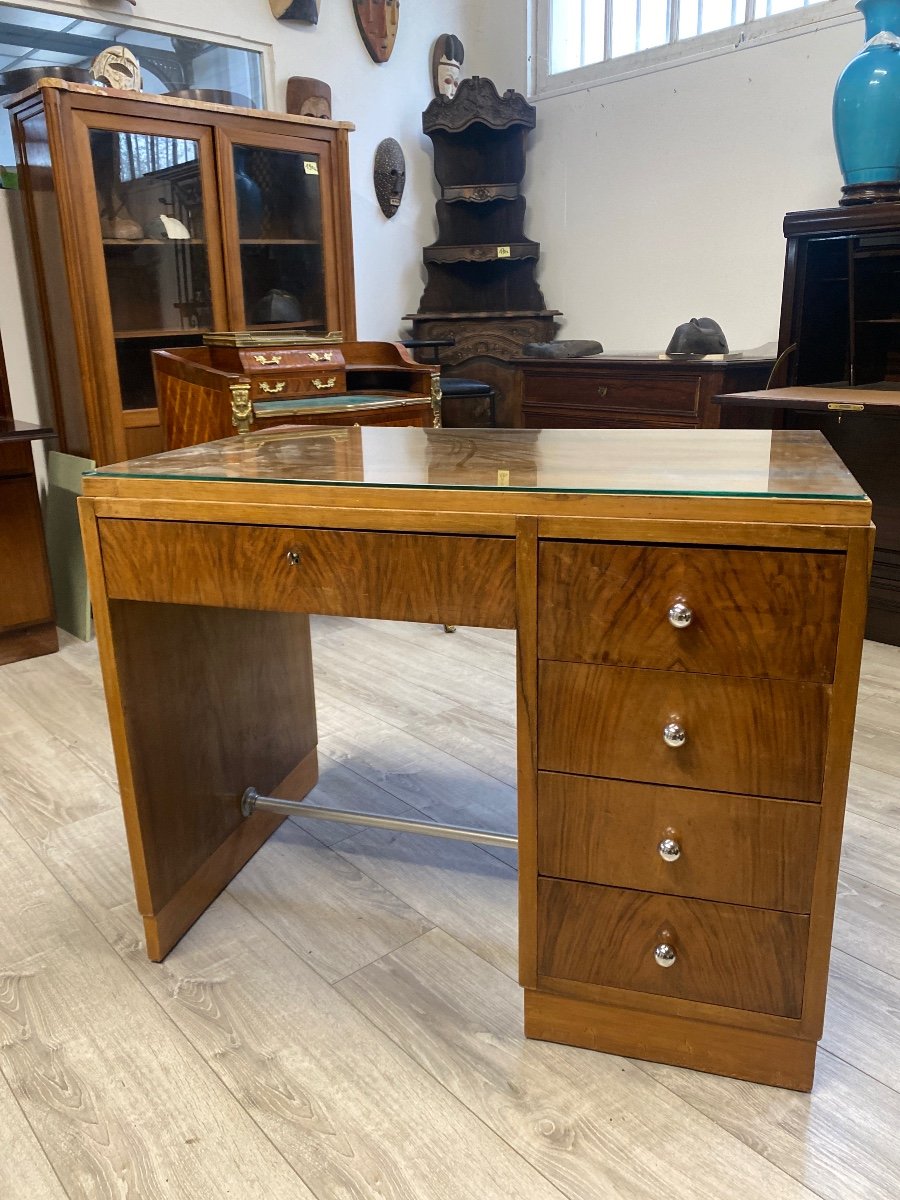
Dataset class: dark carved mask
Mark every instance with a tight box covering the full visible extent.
[374,138,405,218]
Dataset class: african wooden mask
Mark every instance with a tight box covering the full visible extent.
[353,0,399,64]
[431,34,464,99]
[270,0,320,22]
[286,77,332,119]
[91,46,142,91]
[373,138,405,217]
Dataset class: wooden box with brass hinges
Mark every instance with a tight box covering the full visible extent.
[152,335,439,446]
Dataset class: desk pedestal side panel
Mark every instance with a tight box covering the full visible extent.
[101,598,319,961]
[524,527,871,1091]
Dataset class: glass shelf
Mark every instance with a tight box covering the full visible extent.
[239,238,321,246]
[103,238,206,247]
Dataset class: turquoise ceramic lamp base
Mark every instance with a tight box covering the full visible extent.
[833,0,900,204]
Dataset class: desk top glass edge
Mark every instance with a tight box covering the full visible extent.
[88,427,866,501]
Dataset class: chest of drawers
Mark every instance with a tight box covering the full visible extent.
[524,531,866,1088]
[520,356,774,428]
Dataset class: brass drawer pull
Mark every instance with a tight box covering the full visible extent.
[259,381,286,394]
[286,549,301,566]
[308,351,334,362]
[253,354,282,366]
[663,722,686,748]
[667,601,693,628]
[653,942,677,968]
[313,376,337,390]
[657,837,681,862]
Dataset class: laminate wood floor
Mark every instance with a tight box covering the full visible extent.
[0,618,898,1200]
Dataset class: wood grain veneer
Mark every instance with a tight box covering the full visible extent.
[538,661,830,802]
[106,600,318,922]
[538,541,844,681]
[98,519,516,629]
[537,878,809,1017]
[537,773,820,912]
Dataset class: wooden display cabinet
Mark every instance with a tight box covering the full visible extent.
[8,80,356,466]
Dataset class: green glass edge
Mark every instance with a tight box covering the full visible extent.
[86,468,865,500]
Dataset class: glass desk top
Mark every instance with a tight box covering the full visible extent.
[89,426,866,500]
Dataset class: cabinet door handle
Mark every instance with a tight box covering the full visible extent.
[259,381,286,394]
[667,601,693,628]
[657,837,681,862]
[663,722,686,748]
[653,942,677,968]
[313,376,337,390]
[597,386,608,397]
[253,354,282,366]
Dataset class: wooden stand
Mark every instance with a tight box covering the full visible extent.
[405,78,560,426]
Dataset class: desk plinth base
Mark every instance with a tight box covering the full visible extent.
[524,990,816,1092]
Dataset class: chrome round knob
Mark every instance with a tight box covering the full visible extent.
[662,722,686,748]
[286,549,301,566]
[668,601,693,629]
[657,837,681,863]
[653,943,677,968]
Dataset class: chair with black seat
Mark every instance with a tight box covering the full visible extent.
[401,338,496,427]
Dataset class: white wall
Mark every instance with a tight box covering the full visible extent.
[522,12,867,353]
[0,0,489,432]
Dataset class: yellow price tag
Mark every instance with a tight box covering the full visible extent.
[304,160,319,176]
[496,245,511,258]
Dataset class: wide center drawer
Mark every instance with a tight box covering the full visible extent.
[538,661,829,802]
[537,772,820,912]
[98,520,516,628]
[537,878,809,1017]
[539,541,844,681]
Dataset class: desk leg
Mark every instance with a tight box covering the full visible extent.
[87,573,318,961]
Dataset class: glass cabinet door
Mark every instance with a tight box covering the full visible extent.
[88,125,222,411]
[225,138,331,332]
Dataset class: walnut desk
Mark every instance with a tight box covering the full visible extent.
[79,427,872,1091]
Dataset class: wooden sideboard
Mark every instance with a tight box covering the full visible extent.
[79,427,871,1091]
[521,356,774,428]
[0,331,57,665]
[0,423,58,665]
